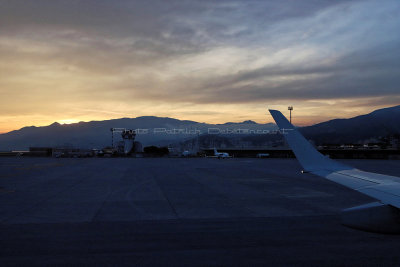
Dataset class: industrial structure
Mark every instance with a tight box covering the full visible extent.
[110,128,138,155]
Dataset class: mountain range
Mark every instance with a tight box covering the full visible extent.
[300,105,400,145]
[0,105,399,151]
[0,117,276,150]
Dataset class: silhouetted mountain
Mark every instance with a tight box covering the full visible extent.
[0,116,276,150]
[300,105,400,145]
[1,106,398,151]
[180,105,400,149]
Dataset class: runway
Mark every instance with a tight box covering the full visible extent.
[1,157,400,266]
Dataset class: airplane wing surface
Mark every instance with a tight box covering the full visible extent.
[269,109,400,209]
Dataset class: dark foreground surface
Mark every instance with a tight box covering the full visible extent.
[1,158,400,266]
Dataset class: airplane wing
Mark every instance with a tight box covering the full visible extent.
[269,109,400,209]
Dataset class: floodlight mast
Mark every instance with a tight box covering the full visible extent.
[288,106,293,123]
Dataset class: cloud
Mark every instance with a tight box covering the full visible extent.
[0,0,399,132]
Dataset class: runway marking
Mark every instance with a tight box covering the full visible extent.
[91,190,115,222]
[125,180,153,208]
[152,172,180,219]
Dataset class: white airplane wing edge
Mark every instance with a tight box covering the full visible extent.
[269,109,400,209]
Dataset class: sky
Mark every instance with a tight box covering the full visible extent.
[0,0,399,133]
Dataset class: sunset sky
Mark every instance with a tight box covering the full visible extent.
[1,0,399,133]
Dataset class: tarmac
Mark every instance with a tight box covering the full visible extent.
[1,157,400,266]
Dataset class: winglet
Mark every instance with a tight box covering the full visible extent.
[269,109,350,172]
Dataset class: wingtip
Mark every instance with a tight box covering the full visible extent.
[268,109,281,115]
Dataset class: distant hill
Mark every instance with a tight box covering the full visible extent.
[0,116,276,150]
[300,105,400,145]
[1,105,399,151]
[181,105,400,148]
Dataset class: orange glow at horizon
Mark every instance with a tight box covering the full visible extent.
[57,119,80,125]
[0,100,393,134]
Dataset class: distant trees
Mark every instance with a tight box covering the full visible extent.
[143,146,169,156]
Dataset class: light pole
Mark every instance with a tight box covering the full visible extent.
[110,128,114,147]
[288,106,293,124]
